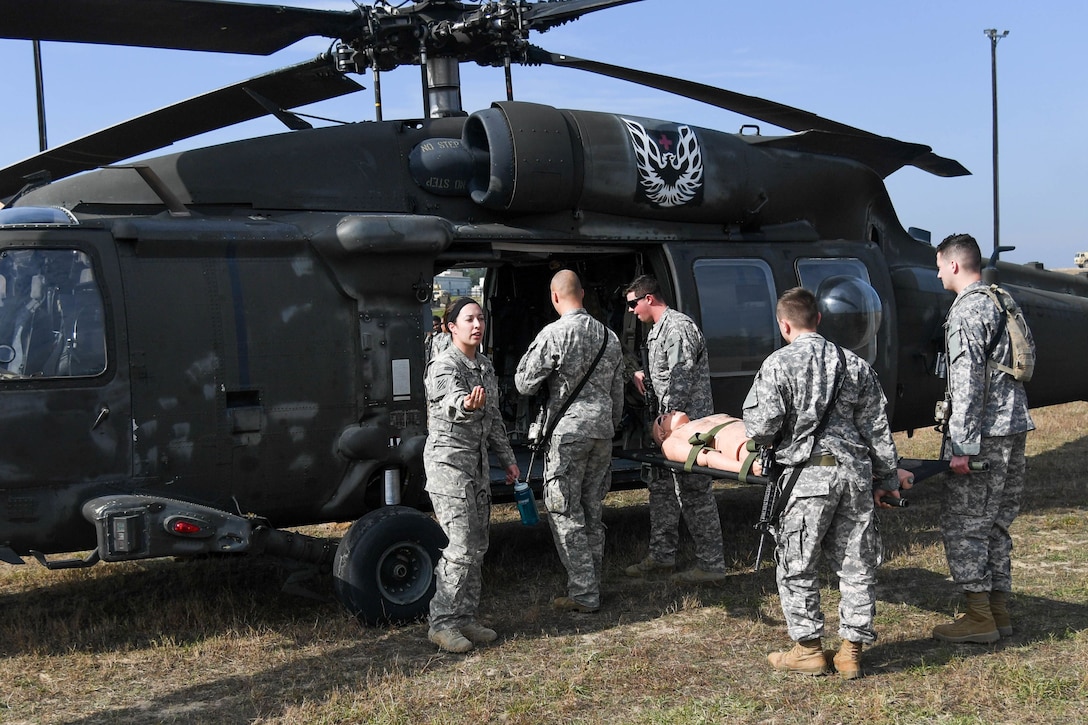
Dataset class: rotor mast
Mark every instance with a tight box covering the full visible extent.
[425,57,464,117]
[334,0,561,120]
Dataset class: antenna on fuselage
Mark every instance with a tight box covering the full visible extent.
[983,245,1016,286]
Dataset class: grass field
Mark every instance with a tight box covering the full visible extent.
[1,403,1087,724]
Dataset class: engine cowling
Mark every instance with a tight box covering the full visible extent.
[408,100,886,237]
[462,102,578,212]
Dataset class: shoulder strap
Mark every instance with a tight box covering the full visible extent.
[984,301,1009,361]
[812,344,849,442]
[538,322,610,447]
[977,284,1029,379]
[770,343,847,521]
[946,284,1010,370]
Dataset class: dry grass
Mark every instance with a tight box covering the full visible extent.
[3,403,1088,724]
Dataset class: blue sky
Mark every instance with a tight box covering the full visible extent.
[1,0,1085,270]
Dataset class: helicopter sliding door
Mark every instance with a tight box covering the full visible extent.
[0,230,131,555]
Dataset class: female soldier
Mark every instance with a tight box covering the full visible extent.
[424,297,520,653]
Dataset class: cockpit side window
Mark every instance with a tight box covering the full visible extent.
[693,259,778,377]
[0,248,107,379]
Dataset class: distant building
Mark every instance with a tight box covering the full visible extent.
[434,270,472,300]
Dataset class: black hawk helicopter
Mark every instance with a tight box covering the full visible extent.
[0,0,1086,625]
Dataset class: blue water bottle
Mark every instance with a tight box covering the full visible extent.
[514,480,539,526]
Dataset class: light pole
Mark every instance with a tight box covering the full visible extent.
[32,40,48,152]
[984,28,1009,277]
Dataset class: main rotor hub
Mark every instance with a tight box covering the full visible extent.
[334,1,534,74]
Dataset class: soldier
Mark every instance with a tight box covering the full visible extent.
[424,297,520,653]
[425,310,453,364]
[932,233,1034,643]
[423,315,441,362]
[743,287,904,679]
[515,270,624,613]
[624,275,728,584]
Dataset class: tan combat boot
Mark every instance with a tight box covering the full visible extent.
[624,556,675,578]
[552,596,600,613]
[768,638,829,675]
[670,567,728,585]
[830,640,863,680]
[932,591,1000,643]
[428,627,474,653]
[460,622,498,645]
[989,590,1013,637]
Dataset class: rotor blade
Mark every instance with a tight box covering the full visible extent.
[523,0,643,31]
[749,131,932,179]
[526,47,970,178]
[0,0,356,55]
[0,56,362,196]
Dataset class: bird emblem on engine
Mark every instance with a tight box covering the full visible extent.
[622,118,704,208]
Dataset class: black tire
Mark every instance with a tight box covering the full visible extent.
[332,506,446,625]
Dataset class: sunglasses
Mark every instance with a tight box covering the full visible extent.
[626,294,648,310]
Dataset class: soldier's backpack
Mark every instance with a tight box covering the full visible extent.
[975,284,1035,383]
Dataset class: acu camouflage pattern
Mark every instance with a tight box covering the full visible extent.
[940,432,1026,593]
[540,435,613,607]
[743,333,899,491]
[941,281,1033,595]
[425,330,452,364]
[515,308,624,608]
[643,307,726,572]
[646,307,713,419]
[424,345,516,631]
[743,332,899,644]
[514,308,624,440]
[944,281,1034,456]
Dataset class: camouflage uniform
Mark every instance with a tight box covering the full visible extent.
[645,307,726,573]
[942,281,1034,594]
[424,345,516,632]
[515,308,624,609]
[425,330,452,364]
[743,332,898,644]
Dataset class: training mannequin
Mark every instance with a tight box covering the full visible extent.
[653,411,763,476]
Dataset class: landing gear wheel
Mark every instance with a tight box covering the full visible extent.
[333,506,446,625]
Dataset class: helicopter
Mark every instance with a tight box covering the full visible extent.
[1,0,1087,627]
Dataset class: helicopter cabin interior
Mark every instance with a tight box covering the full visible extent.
[463,237,891,490]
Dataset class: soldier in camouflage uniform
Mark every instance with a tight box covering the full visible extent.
[424,297,520,653]
[515,270,625,613]
[932,233,1034,644]
[743,288,903,679]
[624,275,728,584]
[424,314,452,364]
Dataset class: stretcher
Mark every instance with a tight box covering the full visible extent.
[616,449,974,491]
[617,448,981,570]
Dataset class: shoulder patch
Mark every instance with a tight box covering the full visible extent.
[947,323,966,364]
